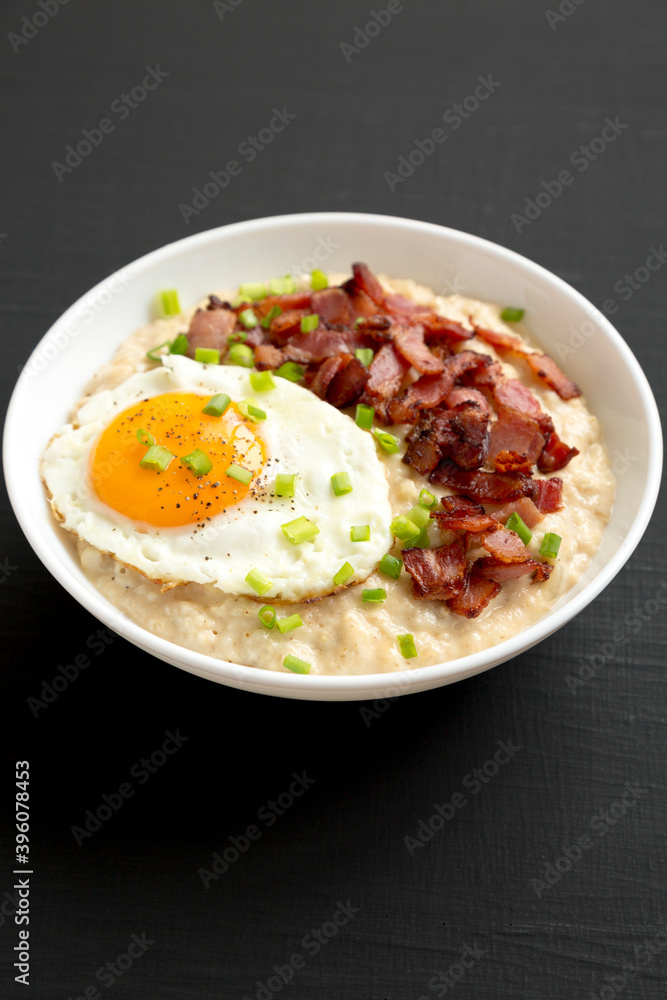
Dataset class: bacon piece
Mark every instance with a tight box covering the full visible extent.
[360,344,409,421]
[351,262,385,305]
[186,307,237,358]
[255,291,312,315]
[445,387,491,415]
[432,496,497,534]
[478,525,532,563]
[493,450,533,474]
[532,478,563,513]
[490,497,543,528]
[283,327,367,363]
[254,343,284,370]
[537,430,579,472]
[488,406,545,465]
[525,353,581,399]
[402,540,467,601]
[475,556,552,583]
[403,402,489,475]
[421,314,475,343]
[383,292,428,316]
[311,287,352,325]
[390,351,493,424]
[491,377,543,416]
[325,357,369,408]
[244,327,267,347]
[430,461,535,503]
[311,355,347,399]
[391,323,444,375]
[341,280,379,319]
[473,325,525,354]
[269,309,307,343]
[446,570,501,618]
[355,315,392,340]
[403,411,446,475]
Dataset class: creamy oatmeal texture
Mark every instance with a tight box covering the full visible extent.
[47,274,616,675]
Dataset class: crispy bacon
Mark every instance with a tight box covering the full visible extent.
[525,353,581,399]
[402,540,467,601]
[537,430,580,472]
[421,314,475,343]
[430,461,534,503]
[255,290,312,314]
[490,497,543,528]
[531,477,563,513]
[488,406,545,466]
[282,327,367,363]
[432,497,497,534]
[360,344,409,421]
[311,355,347,399]
[325,356,369,408]
[446,570,501,618]
[403,402,489,475]
[253,343,284,370]
[351,261,386,305]
[389,351,493,424]
[269,310,307,343]
[311,287,352,325]
[493,450,533,474]
[186,307,237,358]
[391,323,444,375]
[475,556,552,583]
[478,525,532,563]
[445,387,491,415]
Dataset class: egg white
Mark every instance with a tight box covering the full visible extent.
[41,356,393,602]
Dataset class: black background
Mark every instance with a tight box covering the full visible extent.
[1,1,666,997]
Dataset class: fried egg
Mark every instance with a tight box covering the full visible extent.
[41,356,393,602]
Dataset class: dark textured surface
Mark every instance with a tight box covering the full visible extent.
[1,1,666,997]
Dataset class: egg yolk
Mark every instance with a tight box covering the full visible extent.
[90,392,265,527]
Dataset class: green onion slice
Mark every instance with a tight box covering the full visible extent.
[412,526,431,548]
[283,653,310,674]
[333,562,354,587]
[238,308,258,330]
[239,282,267,301]
[258,605,276,629]
[390,515,420,543]
[274,361,304,382]
[225,463,253,485]
[275,473,297,497]
[310,269,328,290]
[281,516,320,545]
[246,568,272,596]
[159,289,181,316]
[194,347,220,365]
[229,343,255,368]
[169,333,189,355]
[249,371,276,392]
[139,444,174,473]
[505,511,532,545]
[540,532,562,559]
[419,488,437,508]
[300,314,319,333]
[146,340,171,362]
[379,553,402,579]
[350,525,370,542]
[374,429,400,454]
[331,471,353,496]
[181,449,213,477]
[501,306,525,323]
[407,504,431,529]
[227,329,248,345]
[202,393,231,417]
[355,403,375,430]
[397,633,418,659]
[136,428,155,447]
[276,614,304,635]
[362,588,386,603]
[355,348,374,368]
[261,304,282,329]
[269,275,296,295]
[238,399,266,422]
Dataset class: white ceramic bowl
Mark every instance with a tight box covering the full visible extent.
[4,213,662,700]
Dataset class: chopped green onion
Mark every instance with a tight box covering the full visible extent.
[274,361,304,382]
[505,511,532,545]
[238,308,259,330]
[239,282,267,301]
[374,429,401,454]
[355,317,364,327]
[283,653,310,674]
[501,306,525,323]
[195,347,220,365]
[275,473,297,497]
[408,504,431,529]
[258,605,276,629]
[146,340,171,361]
[331,471,353,496]
[300,314,319,333]
[350,525,370,542]
[261,304,282,329]
[227,329,248,345]
[355,348,374,367]
[281,515,320,545]
[276,613,304,635]
[169,333,189,355]
[397,633,418,659]
[202,393,231,417]
[181,449,213,477]
[379,553,403,579]
[540,532,562,559]
[355,403,375,430]
[362,588,386,603]
[139,444,174,473]
[229,343,255,367]
[333,562,354,586]
[411,526,431,548]
[249,371,276,392]
[269,275,296,295]
[225,463,253,485]
[136,428,155,447]
[419,488,437,508]
[391,515,420,543]
[159,289,181,316]
[246,568,272,596]
[238,399,266,422]
[310,269,328,290]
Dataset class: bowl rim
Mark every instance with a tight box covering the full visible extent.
[4,211,663,698]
